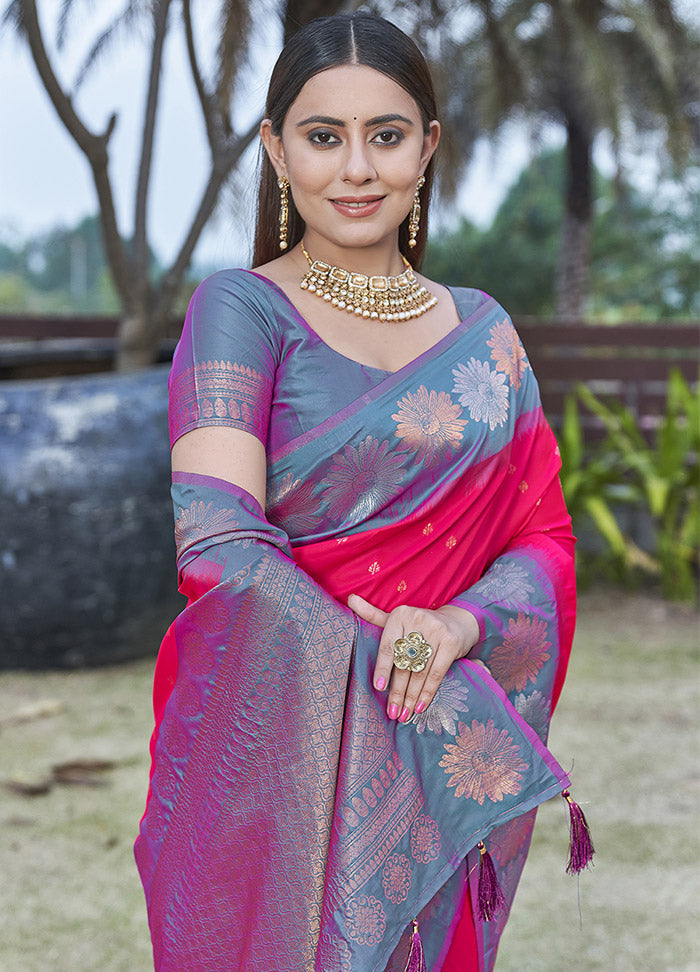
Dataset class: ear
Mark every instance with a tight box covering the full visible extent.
[419,120,441,173]
[260,119,287,180]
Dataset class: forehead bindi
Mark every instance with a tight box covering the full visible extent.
[287,64,422,128]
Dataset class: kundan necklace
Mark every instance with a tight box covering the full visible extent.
[299,242,437,322]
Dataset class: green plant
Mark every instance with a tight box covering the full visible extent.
[576,371,699,600]
[558,393,641,567]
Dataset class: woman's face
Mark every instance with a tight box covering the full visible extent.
[262,64,440,264]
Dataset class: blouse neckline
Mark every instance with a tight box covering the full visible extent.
[243,269,485,379]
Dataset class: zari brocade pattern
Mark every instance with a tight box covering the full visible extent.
[136,269,577,972]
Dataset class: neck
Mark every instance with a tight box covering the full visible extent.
[298,233,407,278]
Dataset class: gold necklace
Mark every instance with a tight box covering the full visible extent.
[299,242,437,322]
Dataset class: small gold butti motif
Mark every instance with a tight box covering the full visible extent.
[392,631,433,672]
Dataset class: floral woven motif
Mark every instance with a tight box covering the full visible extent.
[137,272,577,972]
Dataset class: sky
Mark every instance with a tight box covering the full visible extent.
[0,1,552,273]
[4,1,694,274]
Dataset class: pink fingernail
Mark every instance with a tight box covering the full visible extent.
[399,707,410,723]
[415,701,425,714]
[388,704,399,720]
[376,676,386,691]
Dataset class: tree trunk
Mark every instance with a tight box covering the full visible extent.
[555,115,593,318]
[116,312,163,371]
[133,0,172,291]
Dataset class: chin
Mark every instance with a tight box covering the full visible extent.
[318,227,398,253]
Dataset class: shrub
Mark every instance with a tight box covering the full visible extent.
[560,371,699,601]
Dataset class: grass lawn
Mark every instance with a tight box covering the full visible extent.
[1,589,698,971]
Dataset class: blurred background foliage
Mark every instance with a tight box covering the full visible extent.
[0,214,197,317]
[425,148,699,319]
[558,372,699,601]
[1,0,698,351]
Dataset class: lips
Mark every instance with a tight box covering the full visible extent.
[330,195,385,217]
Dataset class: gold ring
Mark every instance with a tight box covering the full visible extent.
[392,631,433,673]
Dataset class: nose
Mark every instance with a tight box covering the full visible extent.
[340,136,377,184]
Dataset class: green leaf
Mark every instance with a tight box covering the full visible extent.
[583,495,630,559]
[561,393,583,473]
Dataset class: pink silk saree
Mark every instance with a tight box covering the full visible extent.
[135,270,577,971]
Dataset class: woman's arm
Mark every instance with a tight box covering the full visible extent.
[172,426,267,509]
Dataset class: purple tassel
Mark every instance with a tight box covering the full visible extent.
[477,840,507,922]
[402,919,426,972]
[563,789,595,874]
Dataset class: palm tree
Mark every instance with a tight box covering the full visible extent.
[2,0,353,369]
[381,0,698,318]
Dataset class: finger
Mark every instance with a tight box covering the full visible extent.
[374,615,407,696]
[397,669,429,722]
[470,658,489,671]
[349,594,391,691]
[394,648,444,722]
[374,612,418,719]
[384,627,438,722]
[391,650,452,722]
[348,593,389,627]
[412,648,455,714]
[386,665,411,721]
[382,622,434,719]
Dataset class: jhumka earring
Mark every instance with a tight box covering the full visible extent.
[407,175,425,249]
[278,177,290,251]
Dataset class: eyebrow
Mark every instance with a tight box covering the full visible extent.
[296,113,414,128]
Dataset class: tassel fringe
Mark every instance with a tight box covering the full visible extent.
[477,840,507,922]
[400,790,592,958]
[402,919,426,972]
[563,789,595,874]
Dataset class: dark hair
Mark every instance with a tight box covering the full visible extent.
[252,13,439,269]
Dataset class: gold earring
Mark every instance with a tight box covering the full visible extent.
[278,177,290,251]
[408,175,425,249]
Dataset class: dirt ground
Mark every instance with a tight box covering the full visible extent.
[0,589,698,971]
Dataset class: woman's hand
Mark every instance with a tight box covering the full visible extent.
[348,594,481,723]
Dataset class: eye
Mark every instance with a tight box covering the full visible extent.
[308,130,340,146]
[371,129,404,145]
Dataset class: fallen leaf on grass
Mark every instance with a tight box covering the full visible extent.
[3,699,66,725]
[4,776,53,797]
[52,758,116,786]
[3,759,118,795]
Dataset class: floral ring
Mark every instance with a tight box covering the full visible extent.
[392,631,433,673]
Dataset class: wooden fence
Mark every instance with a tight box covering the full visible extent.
[0,315,177,380]
[517,318,699,438]
[1,314,698,439]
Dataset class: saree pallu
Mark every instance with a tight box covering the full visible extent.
[135,270,578,971]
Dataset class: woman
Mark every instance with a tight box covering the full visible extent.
[135,13,588,972]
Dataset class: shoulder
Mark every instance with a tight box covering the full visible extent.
[440,284,525,342]
[444,284,500,320]
[439,285,536,382]
[416,270,499,321]
[189,268,278,319]
[184,268,288,352]
[170,270,282,447]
